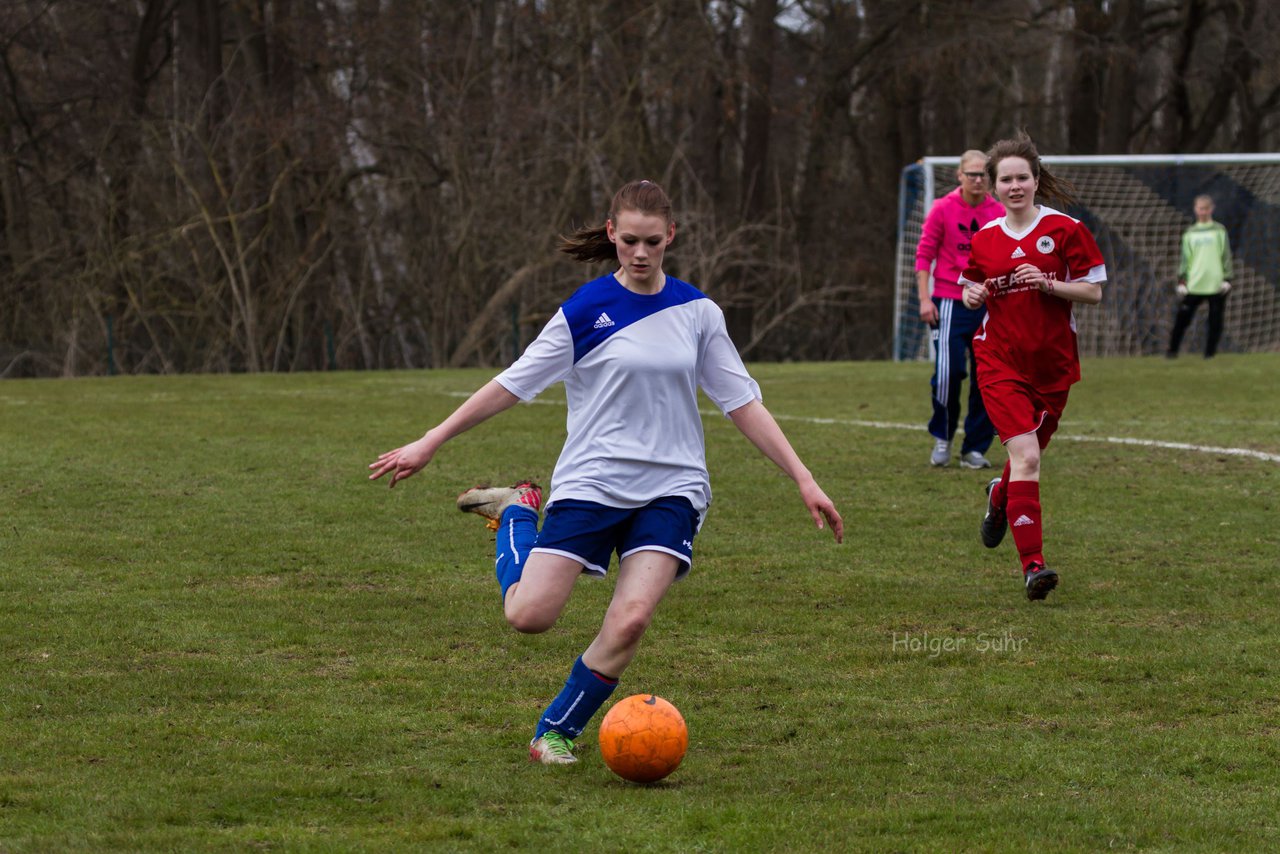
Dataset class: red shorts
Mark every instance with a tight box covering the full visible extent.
[980,378,1069,449]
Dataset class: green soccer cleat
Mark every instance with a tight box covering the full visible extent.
[456,481,542,531]
[529,732,578,765]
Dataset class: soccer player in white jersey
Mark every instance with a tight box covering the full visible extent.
[958,135,1106,601]
[368,180,844,764]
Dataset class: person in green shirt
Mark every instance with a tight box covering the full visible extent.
[1167,195,1232,358]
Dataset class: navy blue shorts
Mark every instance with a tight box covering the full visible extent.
[532,496,702,579]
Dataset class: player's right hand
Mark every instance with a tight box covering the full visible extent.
[1175,282,1188,297]
[918,301,939,324]
[963,281,988,309]
[368,436,435,488]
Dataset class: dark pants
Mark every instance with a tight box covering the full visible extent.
[1168,293,1227,357]
[928,297,993,454]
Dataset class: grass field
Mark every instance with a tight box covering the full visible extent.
[2,355,1277,851]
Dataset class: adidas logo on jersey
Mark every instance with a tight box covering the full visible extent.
[593,312,615,329]
[1013,514,1035,527]
[1010,246,1026,259]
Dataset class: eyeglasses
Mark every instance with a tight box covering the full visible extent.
[962,171,986,179]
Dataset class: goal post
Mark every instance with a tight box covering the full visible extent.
[893,153,1280,361]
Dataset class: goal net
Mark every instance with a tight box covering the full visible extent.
[894,154,1280,360]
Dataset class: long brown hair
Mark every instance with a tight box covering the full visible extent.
[558,180,674,263]
[985,132,1078,209]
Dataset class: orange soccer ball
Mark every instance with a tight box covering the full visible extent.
[598,694,688,783]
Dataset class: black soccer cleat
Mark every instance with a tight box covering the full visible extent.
[1024,562,1058,601]
[980,477,1007,549]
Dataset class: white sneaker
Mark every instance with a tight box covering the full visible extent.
[930,438,951,467]
[959,451,992,469]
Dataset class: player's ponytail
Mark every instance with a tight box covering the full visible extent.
[558,180,674,263]
[557,224,614,263]
[986,132,1079,209]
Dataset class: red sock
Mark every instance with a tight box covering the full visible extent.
[589,668,619,685]
[1006,480,1044,571]
[991,460,1012,508]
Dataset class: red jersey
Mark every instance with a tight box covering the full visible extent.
[959,206,1106,392]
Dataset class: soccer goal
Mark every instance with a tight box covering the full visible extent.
[894,154,1280,360]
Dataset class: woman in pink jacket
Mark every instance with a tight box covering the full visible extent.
[915,150,1006,469]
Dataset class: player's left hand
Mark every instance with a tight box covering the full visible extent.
[1014,263,1053,292]
[799,479,844,544]
[1221,280,1232,294]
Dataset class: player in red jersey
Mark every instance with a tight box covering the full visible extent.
[958,134,1106,600]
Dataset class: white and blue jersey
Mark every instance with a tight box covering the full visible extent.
[495,273,761,515]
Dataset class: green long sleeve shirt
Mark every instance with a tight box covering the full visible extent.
[1178,221,1232,295]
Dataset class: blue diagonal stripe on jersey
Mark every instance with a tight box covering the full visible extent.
[563,274,706,363]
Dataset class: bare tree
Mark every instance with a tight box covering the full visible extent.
[2,0,1279,376]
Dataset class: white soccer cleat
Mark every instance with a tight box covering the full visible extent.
[456,481,542,531]
[529,732,578,765]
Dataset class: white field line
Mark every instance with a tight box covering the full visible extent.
[764,413,1280,464]
[443,392,1280,464]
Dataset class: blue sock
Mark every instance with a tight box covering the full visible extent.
[495,505,538,600]
[535,655,618,740]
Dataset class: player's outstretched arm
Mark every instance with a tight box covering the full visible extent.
[727,400,844,543]
[367,380,521,488]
